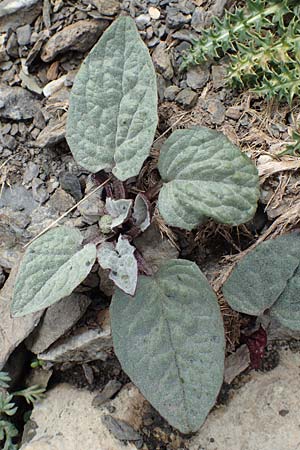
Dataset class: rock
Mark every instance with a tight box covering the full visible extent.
[102,415,143,447]
[207,98,225,124]
[0,264,43,370]
[38,323,112,363]
[172,29,199,43]
[0,83,40,120]
[0,0,42,32]
[23,162,39,185]
[98,266,115,297]
[41,19,109,62]
[152,43,174,80]
[6,32,18,58]
[224,345,250,384]
[31,178,49,204]
[59,171,82,202]
[26,293,91,354]
[16,24,31,46]
[211,64,228,89]
[77,191,105,224]
[149,6,160,20]
[166,7,191,28]
[20,383,147,450]
[175,87,198,109]
[35,114,67,147]
[191,7,205,32]
[92,380,122,407]
[186,64,210,89]
[90,0,120,16]
[42,75,67,97]
[0,185,38,212]
[26,205,59,237]
[164,85,180,101]
[225,106,242,120]
[47,188,76,213]
[135,14,151,30]
[189,348,300,450]
[134,223,179,273]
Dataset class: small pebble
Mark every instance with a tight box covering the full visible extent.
[149,6,160,19]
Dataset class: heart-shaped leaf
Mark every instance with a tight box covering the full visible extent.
[110,259,225,433]
[222,234,300,329]
[66,16,158,181]
[133,193,151,232]
[11,227,96,317]
[157,127,259,230]
[105,198,132,228]
[97,236,137,295]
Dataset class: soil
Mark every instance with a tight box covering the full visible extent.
[1,0,300,448]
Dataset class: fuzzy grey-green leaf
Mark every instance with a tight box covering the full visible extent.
[157,127,259,230]
[222,234,300,323]
[110,259,225,433]
[66,16,158,181]
[11,227,96,317]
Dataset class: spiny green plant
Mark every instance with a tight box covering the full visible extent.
[10,17,260,433]
[182,0,300,103]
[0,371,45,450]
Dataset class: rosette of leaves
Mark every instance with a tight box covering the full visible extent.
[0,371,45,450]
[182,0,300,102]
[223,233,300,330]
[10,17,260,433]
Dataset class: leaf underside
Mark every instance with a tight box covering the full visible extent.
[157,127,259,230]
[11,227,96,317]
[66,16,158,181]
[110,259,225,433]
[223,234,300,330]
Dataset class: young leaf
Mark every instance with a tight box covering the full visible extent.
[110,259,225,433]
[66,16,158,181]
[157,127,259,230]
[97,236,137,295]
[11,227,96,317]
[105,198,132,229]
[222,234,300,317]
[132,193,151,232]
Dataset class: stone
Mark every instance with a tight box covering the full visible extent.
[92,380,122,407]
[77,192,105,224]
[189,348,300,450]
[135,14,151,30]
[0,264,43,370]
[98,266,115,297]
[31,178,49,204]
[211,64,228,89]
[90,0,120,16]
[164,85,180,101]
[47,188,76,213]
[166,7,191,28]
[16,24,31,46]
[134,223,179,273]
[175,87,198,109]
[41,19,109,62]
[102,415,143,447]
[186,64,210,89]
[191,6,205,31]
[59,171,82,202]
[6,32,18,58]
[226,106,242,120]
[0,83,40,120]
[152,43,174,80]
[224,345,250,384]
[207,98,225,124]
[35,114,67,147]
[149,6,160,19]
[42,75,67,97]
[26,293,91,354]
[20,383,147,450]
[23,162,39,184]
[0,0,42,32]
[38,323,112,363]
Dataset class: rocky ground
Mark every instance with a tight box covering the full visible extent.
[1,0,300,449]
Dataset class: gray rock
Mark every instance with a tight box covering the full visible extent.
[186,64,210,89]
[191,7,205,32]
[92,380,122,407]
[23,162,39,185]
[77,192,105,224]
[38,325,112,363]
[0,0,42,32]
[6,32,18,58]
[134,223,179,273]
[225,106,242,120]
[90,0,120,16]
[152,43,174,80]
[224,345,250,384]
[207,98,225,124]
[26,205,59,237]
[0,264,43,370]
[164,85,180,101]
[47,188,76,213]
[0,83,40,120]
[135,14,151,30]
[211,64,228,89]
[26,293,91,354]
[189,349,300,450]
[41,19,109,62]
[0,185,37,212]
[42,75,67,97]
[31,178,49,204]
[102,415,142,446]
[20,383,146,450]
[16,24,31,46]
[166,7,191,28]
[175,87,198,109]
[59,171,82,202]
[172,29,199,43]
[35,114,67,147]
